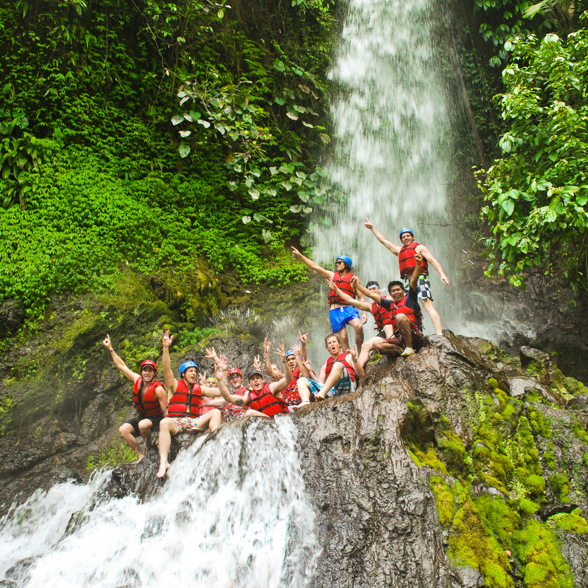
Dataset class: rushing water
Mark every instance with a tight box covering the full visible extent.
[309,0,513,340]
[0,419,319,587]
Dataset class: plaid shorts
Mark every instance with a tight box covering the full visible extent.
[306,370,356,399]
[405,275,433,301]
[172,416,203,433]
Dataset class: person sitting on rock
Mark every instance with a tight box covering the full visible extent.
[156,331,225,478]
[352,252,425,359]
[199,375,227,415]
[296,333,358,406]
[216,345,293,418]
[102,334,167,463]
[365,218,449,335]
[291,247,366,352]
[281,343,315,411]
[326,279,400,378]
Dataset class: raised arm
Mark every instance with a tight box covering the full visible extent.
[215,360,250,406]
[326,279,372,312]
[263,338,282,380]
[291,247,333,279]
[350,276,382,305]
[102,335,139,382]
[416,244,450,285]
[298,331,308,361]
[364,218,400,256]
[162,330,178,395]
[409,252,424,291]
[292,343,311,378]
[269,344,293,395]
[205,347,221,365]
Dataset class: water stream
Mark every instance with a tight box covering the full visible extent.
[0,419,318,587]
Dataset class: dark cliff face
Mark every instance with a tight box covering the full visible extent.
[93,333,588,587]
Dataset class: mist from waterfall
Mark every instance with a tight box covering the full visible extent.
[0,419,319,588]
[307,0,521,343]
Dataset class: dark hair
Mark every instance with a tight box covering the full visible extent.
[365,280,380,289]
[388,281,404,294]
[324,332,342,346]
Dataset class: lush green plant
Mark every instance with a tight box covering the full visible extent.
[479,23,588,289]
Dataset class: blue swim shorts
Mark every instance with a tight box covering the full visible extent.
[306,373,356,399]
[329,306,361,334]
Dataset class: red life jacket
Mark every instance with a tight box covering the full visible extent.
[282,366,302,406]
[398,242,428,279]
[325,353,356,382]
[133,378,164,418]
[223,386,248,420]
[328,272,356,305]
[389,295,422,335]
[248,383,288,417]
[167,381,203,418]
[371,301,392,332]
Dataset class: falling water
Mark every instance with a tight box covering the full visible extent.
[310,0,513,340]
[0,419,318,587]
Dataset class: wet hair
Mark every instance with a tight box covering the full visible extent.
[366,280,380,289]
[324,332,342,347]
[388,280,404,294]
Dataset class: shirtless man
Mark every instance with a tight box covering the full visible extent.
[364,218,449,335]
[291,247,366,352]
[296,333,358,405]
[217,345,293,418]
[156,331,225,478]
[103,334,167,462]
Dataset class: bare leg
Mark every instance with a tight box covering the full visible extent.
[372,339,403,357]
[295,377,311,407]
[337,326,350,352]
[138,419,154,452]
[316,363,345,399]
[395,314,413,349]
[244,409,271,418]
[358,336,383,368]
[119,423,145,462]
[420,298,443,335]
[347,317,364,354]
[198,409,222,432]
[157,418,178,478]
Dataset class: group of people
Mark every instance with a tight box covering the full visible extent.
[103,220,449,478]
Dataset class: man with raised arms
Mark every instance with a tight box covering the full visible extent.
[326,279,401,378]
[352,252,425,359]
[216,344,293,418]
[103,334,167,462]
[291,247,366,352]
[156,330,225,478]
[364,218,449,335]
[296,333,358,406]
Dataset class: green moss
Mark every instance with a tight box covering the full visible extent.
[430,475,457,526]
[550,508,588,533]
[438,431,471,477]
[548,474,570,502]
[583,452,588,467]
[86,442,136,470]
[571,420,588,443]
[475,495,520,549]
[487,377,498,388]
[516,497,541,518]
[543,450,556,470]
[513,520,574,588]
[525,474,546,498]
[410,447,448,474]
[528,409,552,438]
[526,359,545,377]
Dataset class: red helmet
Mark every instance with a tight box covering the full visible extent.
[140,359,158,373]
[228,368,243,377]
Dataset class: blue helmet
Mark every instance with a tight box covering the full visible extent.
[285,350,295,358]
[179,360,199,378]
[336,255,353,268]
[399,228,414,238]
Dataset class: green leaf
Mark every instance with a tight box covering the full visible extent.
[171,115,184,126]
[178,142,191,158]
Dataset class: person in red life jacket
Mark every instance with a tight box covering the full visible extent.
[364,218,449,336]
[264,332,309,383]
[291,247,367,353]
[352,252,425,359]
[199,376,227,414]
[156,331,225,479]
[216,345,293,418]
[102,334,167,463]
[296,333,358,406]
[326,279,401,379]
[281,343,315,411]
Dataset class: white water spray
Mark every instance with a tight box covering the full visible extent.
[310,0,517,340]
[0,419,318,587]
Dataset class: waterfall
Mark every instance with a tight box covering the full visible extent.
[309,0,511,341]
[0,419,319,587]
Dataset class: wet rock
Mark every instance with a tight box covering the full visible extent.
[0,299,26,339]
[568,393,588,411]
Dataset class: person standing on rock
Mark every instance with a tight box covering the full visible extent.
[296,333,358,406]
[325,279,401,378]
[351,252,425,358]
[156,331,225,479]
[291,247,366,352]
[364,218,449,335]
[216,345,293,418]
[102,334,167,463]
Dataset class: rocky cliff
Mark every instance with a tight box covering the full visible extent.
[91,332,588,588]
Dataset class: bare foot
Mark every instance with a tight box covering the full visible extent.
[315,394,326,401]
[292,401,310,411]
[156,462,170,478]
[133,453,145,464]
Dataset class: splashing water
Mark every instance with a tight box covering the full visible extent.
[308,0,519,341]
[0,419,318,587]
